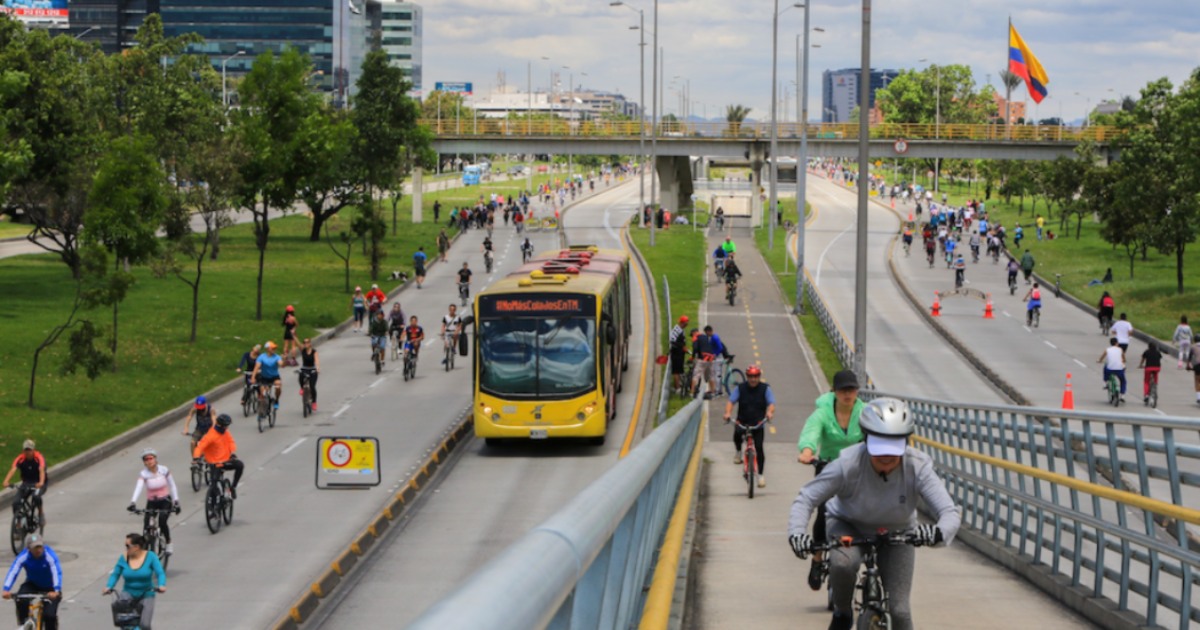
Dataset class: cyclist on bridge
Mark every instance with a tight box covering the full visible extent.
[722,365,776,489]
[788,398,961,630]
[722,253,742,291]
[182,395,215,450]
[127,448,180,556]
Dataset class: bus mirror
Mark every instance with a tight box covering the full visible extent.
[605,323,617,345]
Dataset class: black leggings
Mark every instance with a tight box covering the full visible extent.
[145,498,173,543]
[812,460,829,542]
[215,460,245,488]
[732,424,766,475]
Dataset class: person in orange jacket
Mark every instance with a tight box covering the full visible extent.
[192,414,244,498]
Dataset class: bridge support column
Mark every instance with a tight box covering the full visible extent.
[411,167,424,223]
[655,155,694,214]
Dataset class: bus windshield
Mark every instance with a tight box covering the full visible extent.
[479,316,597,398]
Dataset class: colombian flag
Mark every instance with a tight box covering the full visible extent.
[1009,24,1049,104]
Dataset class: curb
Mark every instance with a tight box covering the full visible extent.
[269,418,473,629]
[621,216,664,435]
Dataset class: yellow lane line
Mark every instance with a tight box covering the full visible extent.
[619,221,653,459]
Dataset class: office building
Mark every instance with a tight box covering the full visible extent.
[68,0,156,54]
[821,67,899,123]
[373,1,422,96]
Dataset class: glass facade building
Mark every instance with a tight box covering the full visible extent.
[69,0,160,54]
[374,1,421,96]
[821,67,898,123]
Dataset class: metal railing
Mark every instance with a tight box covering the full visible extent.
[800,269,857,373]
[407,399,703,630]
[423,119,1120,143]
[863,391,1200,630]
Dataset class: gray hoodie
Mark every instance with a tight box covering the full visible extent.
[788,443,961,543]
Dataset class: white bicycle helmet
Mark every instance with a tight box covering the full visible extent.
[859,397,914,437]
[140,447,158,459]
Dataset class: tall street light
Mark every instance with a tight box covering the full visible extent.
[221,50,246,109]
[610,1,647,224]
[794,10,824,315]
[649,0,659,246]
[768,1,803,251]
[852,0,871,382]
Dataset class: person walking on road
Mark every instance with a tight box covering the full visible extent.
[797,370,865,590]
[723,365,776,488]
[669,316,689,394]
[1109,313,1133,353]
[1098,337,1127,403]
[437,230,450,262]
[1019,249,1036,284]
[413,246,428,289]
[350,287,366,333]
[1173,315,1193,369]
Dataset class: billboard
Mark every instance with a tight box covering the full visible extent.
[435,82,473,95]
[2,0,68,23]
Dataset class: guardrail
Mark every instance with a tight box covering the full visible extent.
[800,269,858,375]
[863,391,1200,630]
[407,399,703,630]
[423,119,1120,143]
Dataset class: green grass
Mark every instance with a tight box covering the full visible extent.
[0,219,31,239]
[753,203,845,385]
[928,178,1200,340]
[0,208,447,465]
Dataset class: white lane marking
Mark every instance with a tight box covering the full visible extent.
[282,438,307,455]
[333,404,351,418]
[815,222,855,287]
[1073,359,1087,368]
[370,377,386,388]
[1044,340,1057,349]
[1023,326,1032,332]
[1002,311,1011,318]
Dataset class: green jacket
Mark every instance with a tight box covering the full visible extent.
[368,317,389,337]
[797,392,864,461]
[1020,252,1035,272]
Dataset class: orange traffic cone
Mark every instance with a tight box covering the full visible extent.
[908,212,914,222]
[984,293,994,319]
[1062,373,1075,410]
[931,292,941,317]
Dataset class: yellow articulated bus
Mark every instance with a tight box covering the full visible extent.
[473,245,632,446]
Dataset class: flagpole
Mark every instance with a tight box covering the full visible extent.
[1005,16,1012,140]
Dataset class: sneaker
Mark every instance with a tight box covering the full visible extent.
[807,560,824,591]
[757,475,766,488]
[733,453,743,465]
[1144,396,1150,404]
[311,402,318,411]
[164,542,174,556]
[273,403,279,410]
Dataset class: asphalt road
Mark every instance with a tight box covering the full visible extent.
[309,182,654,628]
[0,194,571,628]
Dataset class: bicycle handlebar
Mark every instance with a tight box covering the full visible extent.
[808,530,921,554]
[728,418,769,431]
[132,508,180,516]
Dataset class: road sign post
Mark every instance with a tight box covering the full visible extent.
[315,436,382,489]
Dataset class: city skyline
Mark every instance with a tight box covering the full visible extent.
[420,0,1199,123]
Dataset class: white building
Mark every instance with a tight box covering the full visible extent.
[464,87,632,120]
[375,1,422,96]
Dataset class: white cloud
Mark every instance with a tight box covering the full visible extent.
[420,0,1200,122]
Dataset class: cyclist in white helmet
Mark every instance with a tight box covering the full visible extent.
[127,448,180,556]
[786,398,961,630]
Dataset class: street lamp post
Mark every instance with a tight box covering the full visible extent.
[650,0,659,246]
[852,0,872,382]
[221,50,245,109]
[611,2,647,219]
[794,9,822,315]
[769,2,803,251]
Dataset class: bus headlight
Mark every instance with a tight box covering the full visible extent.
[578,404,596,421]
[482,405,493,417]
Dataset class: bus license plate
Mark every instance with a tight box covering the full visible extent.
[529,429,548,439]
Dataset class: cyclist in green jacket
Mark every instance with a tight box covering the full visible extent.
[796,369,865,590]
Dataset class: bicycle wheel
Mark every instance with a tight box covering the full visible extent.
[222,483,234,525]
[727,286,735,306]
[153,532,169,571]
[190,463,202,492]
[10,512,25,554]
[724,368,746,397]
[375,351,382,375]
[746,448,756,499]
[856,609,891,630]
[1033,309,1040,328]
[205,487,222,534]
[257,407,265,433]
[1107,377,1120,407]
[242,390,253,417]
[1150,381,1158,408]
[302,387,311,418]
[269,402,277,428]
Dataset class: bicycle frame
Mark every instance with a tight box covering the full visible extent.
[809,531,918,628]
[13,593,48,630]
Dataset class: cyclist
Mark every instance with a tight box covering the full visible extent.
[192,414,244,498]
[1023,282,1043,326]
[901,225,913,255]
[102,532,166,630]
[714,206,725,230]
[413,246,428,289]
[350,287,366,333]
[669,315,690,394]
[923,235,935,267]
[723,253,742,293]
[690,327,718,399]
[1005,257,1019,289]
[1097,337,1127,403]
[943,235,957,268]
[722,365,776,489]
[235,344,262,403]
[788,398,961,630]
[1097,291,1115,333]
[952,254,966,288]
[456,262,473,303]
[721,236,736,257]
[441,304,463,366]
[968,232,980,262]
[796,370,865,590]
[251,341,283,410]
[280,305,298,365]
[3,440,46,530]
[1109,313,1133,353]
[126,448,180,556]
[712,244,727,275]
[368,309,389,368]
[298,338,320,411]
[1020,249,1036,284]
[181,395,215,450]
[481,236,494,271]
[2,533,61,630]
[703,325,734,393]
[1139,343,1162,405]
[520,237,534,263]
[388,303,407,349]
[1173,315,1193,369]
[365,283,387,311]
[403,315,425,361]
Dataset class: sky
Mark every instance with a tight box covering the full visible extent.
[419,0,1200,123]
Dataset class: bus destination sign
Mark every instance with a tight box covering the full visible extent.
[480,293,595,318]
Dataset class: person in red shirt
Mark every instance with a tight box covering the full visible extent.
[364,284,387,312]
[3,440,47,527]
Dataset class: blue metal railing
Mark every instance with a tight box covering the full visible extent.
[407,400,703,630]
[863,391,1200,630]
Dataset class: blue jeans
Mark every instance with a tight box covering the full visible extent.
[1103,367,1126,394]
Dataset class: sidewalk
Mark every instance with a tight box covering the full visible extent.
[687,224,1090,629]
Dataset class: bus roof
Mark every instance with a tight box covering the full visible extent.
[481,246,629,298]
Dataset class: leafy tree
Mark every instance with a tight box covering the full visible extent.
[234,48,321,319]
[0,65,30,203]
[84,135,169,368]
[724,104,750,135]
[421,89,473,126]
[294,108,364,241]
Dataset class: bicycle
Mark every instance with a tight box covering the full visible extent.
[731,418,768,499]
[484,249,494,273]
[109,591,144,629]
[13,592,51,630]
[372,337,385,375]
[8,484,41,554]
[1008,274,1017,296]
[256,382,279,433]
[204,462,235,534]
[715,214,725,231]
[726,279,737,306]
[925,248,934,269]
[902,239,911,257]
[1099,313,1113,336]
[1026,306,1040,328]
[402,343,418,381]
[297,368,316,417]
[719,357,743,397]
[1106,373,1122,407]
[521,246,533,263]
[443,333,457,371]
[1145,371,1158,409]
[803,530,925,630]
[390,328,404,362]
[240,372,257,418]
[189,453,211,493]
[131,507,177,570]
[458,282,470,307]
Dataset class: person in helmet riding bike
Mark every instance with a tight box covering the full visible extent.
[787,398,962,630]
[192,415,244,499]
[722,364,776,488]
[126,448,180,556]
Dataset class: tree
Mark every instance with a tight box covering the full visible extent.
[234,48,321,319]
[84,135,170,368]
[421,89,473,128]
[294,108,364,241]
[724,104,750,135]
[876,65,996,126]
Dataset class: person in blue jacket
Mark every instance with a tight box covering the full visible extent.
[2,533,62,630]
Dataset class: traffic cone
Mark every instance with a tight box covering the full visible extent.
[1062,373,1075,410]
[908,212,914,222]
[931,292,941,317]
[984,293,994,319]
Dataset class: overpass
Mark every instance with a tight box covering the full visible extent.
[428,119,1117,211]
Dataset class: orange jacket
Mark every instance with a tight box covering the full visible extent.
[193,428,237,464]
